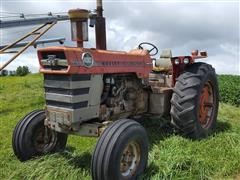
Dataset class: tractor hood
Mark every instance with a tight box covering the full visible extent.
[37,46,152,78]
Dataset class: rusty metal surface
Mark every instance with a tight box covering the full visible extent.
[99,74,148,122]
[95,0,106,50]
[149,73,172,93]
[148,72,173,115]
[148,91,172,115]
[95,17,106,50]
[76,21,84,47]
[96,0,103,17]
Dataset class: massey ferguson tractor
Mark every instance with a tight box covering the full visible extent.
[12,1,219,179]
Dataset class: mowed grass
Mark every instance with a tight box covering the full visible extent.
[0,74,240,180]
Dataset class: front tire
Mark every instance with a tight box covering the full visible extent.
[12,110,68,161]
[91,119,148,180]
[170,62,219,139]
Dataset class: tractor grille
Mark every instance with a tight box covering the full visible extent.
[46,100,88,109]
[44,74,91,109]
[45,87,90,95]
[43,74,103,129]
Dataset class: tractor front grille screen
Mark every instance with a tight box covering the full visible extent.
[44,74,91,110]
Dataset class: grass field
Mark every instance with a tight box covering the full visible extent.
[0,74,240,180]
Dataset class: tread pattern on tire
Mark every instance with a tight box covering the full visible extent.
[12,110,44,161]
[91,119,148,180]
[170,62,218,139]
[12,110,67,161]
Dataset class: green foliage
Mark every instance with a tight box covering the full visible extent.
[0,74,240,179]
[218,75,240,106]
[0,70,8,76]
[16,66,30,76]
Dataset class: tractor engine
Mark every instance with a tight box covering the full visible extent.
[99,74,148,121]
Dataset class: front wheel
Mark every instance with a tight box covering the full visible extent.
[91,119,149,180]
[170,62,219,139]
[12,110,68,161]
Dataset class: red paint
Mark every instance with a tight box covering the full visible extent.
[38,47,208,83]
[171,56,194,85]
[38,47,152,78]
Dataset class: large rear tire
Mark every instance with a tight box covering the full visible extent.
[12,110,68,161]
[170,62,219,139]
[91,119,148,180]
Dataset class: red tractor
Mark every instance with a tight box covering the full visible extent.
[12,1,219,179]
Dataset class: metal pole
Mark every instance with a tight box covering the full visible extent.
[76,21,84,48]
[0,22,56,71]
[0,37,65,49]
[0,15,69,29]
[96,0,103,17]
[0,23,47,52]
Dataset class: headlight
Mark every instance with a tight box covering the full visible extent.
[82,52,94,67]
[183,58,190,64]
[174,58,180,65]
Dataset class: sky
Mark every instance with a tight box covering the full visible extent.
[0,0,239,75]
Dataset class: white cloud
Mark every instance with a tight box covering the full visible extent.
[220,43,239,57]
[1,1,239,75]
[199,54,240,75]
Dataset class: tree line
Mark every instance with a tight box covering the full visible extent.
[0,66,30,76]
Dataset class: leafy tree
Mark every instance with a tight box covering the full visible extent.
[16,66,23,76]
[0,70,8,76]
[9,71,16,76]
[22,66,30,75]
[16,66,30,76]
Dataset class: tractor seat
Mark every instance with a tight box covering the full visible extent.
[154,49,172,72]
[128,49,149,56]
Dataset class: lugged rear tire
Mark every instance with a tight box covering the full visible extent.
[12,110,68,161]
[91,119,148,180]
[170,62,219,139]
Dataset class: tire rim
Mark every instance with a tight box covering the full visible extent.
[33,126,57,153]
[120,141,141,178]
[198,81,214,129]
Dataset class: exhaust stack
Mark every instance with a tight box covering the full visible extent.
[95,0,106,50]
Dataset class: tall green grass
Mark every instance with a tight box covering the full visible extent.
[0,74,240,179]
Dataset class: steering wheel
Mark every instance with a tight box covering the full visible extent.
[138,42,158,56]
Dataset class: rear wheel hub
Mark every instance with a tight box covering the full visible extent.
[199,81,214,129]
